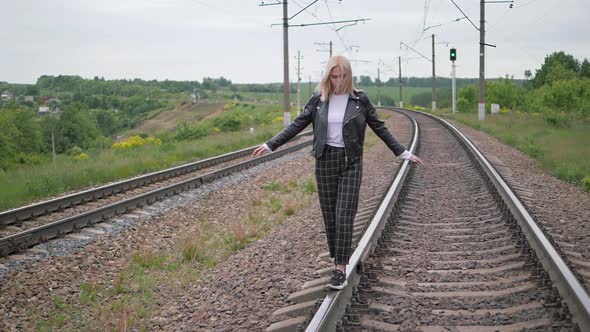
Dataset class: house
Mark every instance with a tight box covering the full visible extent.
[24,96,35,102]
[39,96,60,104]
[1,90,14,101]
[38,106,50,115]
[37,106,61,115]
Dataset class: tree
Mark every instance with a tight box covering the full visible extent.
[545,63,578,83]
[358,75,373,86]
[0,110,20,169]
[487,78,524,110]
[13,109,43,153]
[524,70,532,80]
[58,103,100,151]
[580,59,590,79]
[532,51,580,88]
[95,110,118,136]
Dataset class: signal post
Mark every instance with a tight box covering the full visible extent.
[450,48,457,114]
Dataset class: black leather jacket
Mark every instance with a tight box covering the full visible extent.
[266,90,407,162]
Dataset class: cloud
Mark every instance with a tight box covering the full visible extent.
[0,0,588,84]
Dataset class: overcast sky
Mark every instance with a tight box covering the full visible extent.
[1,0,589,84]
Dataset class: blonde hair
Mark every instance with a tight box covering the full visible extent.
[317,55,356,102]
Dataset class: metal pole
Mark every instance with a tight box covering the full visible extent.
[377,66,381,106]
[329,40,332,58]
[283,0,291,126]
[479,0,486,120]
[451,61,457,114]
[432,34,437,112]
[399,56,403,108]
[51,127,56,161]
[296,50,302,116]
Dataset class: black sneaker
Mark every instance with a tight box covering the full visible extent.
[326,269,347,290]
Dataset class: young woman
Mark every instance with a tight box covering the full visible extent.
[252,55,423,289]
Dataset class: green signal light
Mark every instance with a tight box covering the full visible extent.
[450,48,457,61]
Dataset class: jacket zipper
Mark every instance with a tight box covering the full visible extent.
[343,108,361,166]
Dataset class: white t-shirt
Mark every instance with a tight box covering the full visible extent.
[326,94,348,147]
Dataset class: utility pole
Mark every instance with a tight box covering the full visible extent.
[51,127,56,161]
[398,56,403,108]
[431,34,437,112]
[282,1,291,126]
[377,65,381,106]
[309,75,312,97]
[450,48,457,114]
[329,40,332,58]
[452,62,457,114]
[262,1,369,126]
[479,0,485,120]
[449,0,510,119]
[297,53,302,115]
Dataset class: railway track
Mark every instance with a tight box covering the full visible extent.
[0,132,313,257]
[268,110,590,332]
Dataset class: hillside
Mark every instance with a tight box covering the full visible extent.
[126,100,225,136]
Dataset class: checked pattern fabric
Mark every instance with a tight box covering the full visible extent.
[315,145,362,265]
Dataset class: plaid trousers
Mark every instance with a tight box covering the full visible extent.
[315,145,363,265]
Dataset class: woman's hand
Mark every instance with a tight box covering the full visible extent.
[409,154,423,164]
[399,150,423,164]
[252,144,270,157]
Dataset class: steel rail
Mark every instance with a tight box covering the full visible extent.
[0,139,312,257]
[306,108,419,332]
[0,131,312,227]
[417,110,590,332]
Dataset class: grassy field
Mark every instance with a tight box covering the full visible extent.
[230,86,430,109]
[0,104,289,211]
[361,86,430,106]
[439,110,590,191]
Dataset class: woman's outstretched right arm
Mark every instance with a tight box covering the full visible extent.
[251,94,320,157]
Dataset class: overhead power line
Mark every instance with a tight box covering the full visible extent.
[449,0,479,30]
[400,41,432,63]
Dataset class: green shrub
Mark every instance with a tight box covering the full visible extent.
[80,282,98,305]
[303,177,317,193]
[543,112,570,128]
[581,176,590,192]
[130,251,166,270]
[213,116,241,132]
[174,123,209,141]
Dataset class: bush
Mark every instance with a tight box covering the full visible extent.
[66,146,84,156]
[112,135,162,150]
[16,152,46,166]
[73,153,89,161]
[457,97,472,113]
[525,78,590,116]
[582,176,590,192]
[174,123,209,141]
[543,111,570,128]
[487,78,524,110]
[213,116,241,132]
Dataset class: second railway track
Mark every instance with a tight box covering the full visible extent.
[0,133,313,256]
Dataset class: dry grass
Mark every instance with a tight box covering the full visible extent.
[127,101,225,136]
